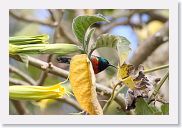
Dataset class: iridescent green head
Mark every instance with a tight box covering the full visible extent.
[97,57,110,72]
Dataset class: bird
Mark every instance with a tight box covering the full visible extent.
[90,55,117,74]
[57,55,117,74]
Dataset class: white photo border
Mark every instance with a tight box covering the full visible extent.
[0,0,178,124]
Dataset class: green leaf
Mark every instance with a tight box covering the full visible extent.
[84,28,95,53]
[72,14,109,45]
[135,97,154,115]
[149,106,162,115]
[90,33,131,65]
[9,34,49,45]
[104,101,126,115]
[161,103,169,115]
[9,43,82,55]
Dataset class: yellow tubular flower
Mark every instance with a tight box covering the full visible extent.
[9,83,66,101]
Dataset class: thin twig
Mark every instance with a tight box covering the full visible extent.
[102,81,123,113]
[9,10,57,27]
[9,65,36,85]
[144,64,169,74]
[9,77,29,85]
[149,71,169,102]
[47,9,56,22]
[50,10,78,44]
[48,9,64,62]
[57,96,82,111]
[114,85,125,97]
[148,98,168,104]
[35,62,52,86]
[59,25,79,45]
[101,19,129,34]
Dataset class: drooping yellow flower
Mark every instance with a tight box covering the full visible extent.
[69,54,103,115]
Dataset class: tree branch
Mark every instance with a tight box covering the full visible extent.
[100,19,142,34]
[58,25,79,45]
[11,100,29,115]
[10,55,69,78]
[148,98,168,105]
[144,64,169,74]
[35,62,50,86]
[149,71,169,100]
[100,19,129,34]
[9,77,29,85]
[9,10,57,27]
[147,11,168,23]
[57,96,82,111]
[9,65,36,85]
[47,9,56,22]
[129,21,169,66]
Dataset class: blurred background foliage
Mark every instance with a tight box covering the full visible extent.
[9,9,169,115]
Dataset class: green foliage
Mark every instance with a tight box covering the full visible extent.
[135,98,168,115]
[161,103,169,115]
[135,97,154,115]
[149,106,162,115]
[104,101,126,115]
[72,14,109,45]
[90,33,131,65]
[84,28,95,53]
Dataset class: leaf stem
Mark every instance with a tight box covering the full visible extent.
[144,64,169,74]
[103,81,123,113]
[149,71,169,102]
[88,48,96,59]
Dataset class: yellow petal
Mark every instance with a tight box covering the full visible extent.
[117,64,136,90]
[117,63,134,79]
[122,76,136,90]
[69,54,103,115]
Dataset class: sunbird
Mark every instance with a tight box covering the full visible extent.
[57,55,117,74]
